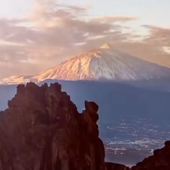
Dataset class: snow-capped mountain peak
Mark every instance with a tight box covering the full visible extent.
[1,44,170,85]
[100,43,111,49]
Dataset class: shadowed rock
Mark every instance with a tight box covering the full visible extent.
[0,82,107,170]
[0,82,169,170]
[131,141,170,170]
[105,162,129,170]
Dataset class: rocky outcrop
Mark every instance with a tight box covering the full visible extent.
[131,141,170,170]
[0,82,169,170]
[105,162,129,170]
[0,82,106,170]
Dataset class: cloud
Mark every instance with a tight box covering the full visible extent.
[163,46,170,54]
[91,16,138,23]
[113,25,170,69]
[0,1,139,78]
[143,25,170,46]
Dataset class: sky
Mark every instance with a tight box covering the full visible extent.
[0,0,170,79]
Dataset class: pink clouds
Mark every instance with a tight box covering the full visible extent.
[143,25,170,46]
[0,0,169,79]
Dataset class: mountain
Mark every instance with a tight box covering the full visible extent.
[1,43,170,84]
[1,44,170,166]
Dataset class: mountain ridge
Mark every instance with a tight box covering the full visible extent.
[1,44,170,84]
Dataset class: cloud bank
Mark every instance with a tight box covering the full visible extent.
[0,0,169,78]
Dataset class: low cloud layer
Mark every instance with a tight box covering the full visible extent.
[0,1,169,79]
[143,25,170,46]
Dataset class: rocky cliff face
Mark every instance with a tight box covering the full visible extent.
[0,82,169,170]
[0,82,127,170]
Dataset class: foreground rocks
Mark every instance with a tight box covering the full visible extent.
[0,82,110,170]
[0,82,169,170]
[131,141,170,170]
[105,162,129,170]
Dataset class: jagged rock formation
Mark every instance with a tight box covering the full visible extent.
[0,82,128,170]
[0,82,169,170]
[0,82,100,170]
[131,141,170,170]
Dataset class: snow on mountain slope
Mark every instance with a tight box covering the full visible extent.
[1,43,170,84]
[0,75,33,85]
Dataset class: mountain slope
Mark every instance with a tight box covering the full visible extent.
[1,43,170,84]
